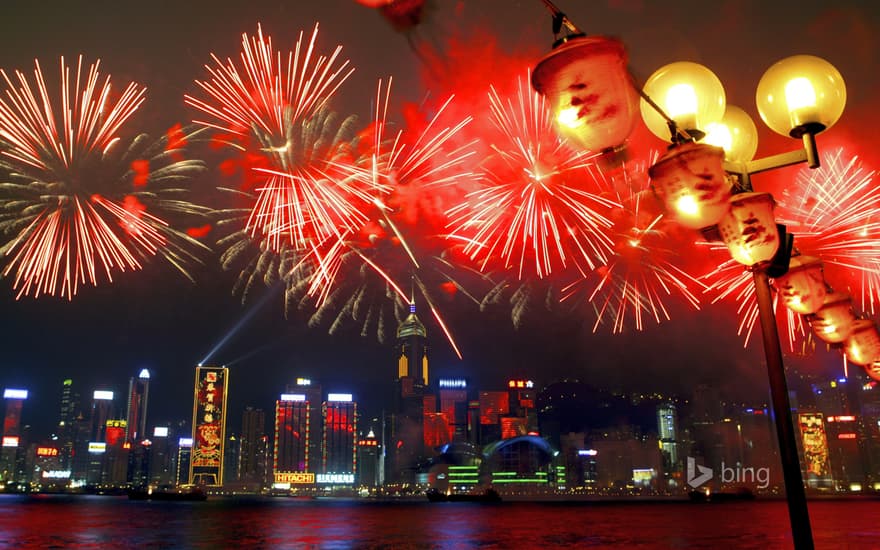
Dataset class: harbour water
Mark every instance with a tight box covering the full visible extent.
[1,494,878,548]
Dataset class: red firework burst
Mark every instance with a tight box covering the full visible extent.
[445,74,617,280]
[294,80,479,357]
[561,156,707,333]
[186,24,372,251]
[0,56,170,299]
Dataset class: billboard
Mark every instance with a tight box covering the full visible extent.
[273,472,315,484]
[798,413,830,477]
[190,366,228,486]
[3,389,27,399]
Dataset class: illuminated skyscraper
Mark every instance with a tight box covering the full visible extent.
[357,428,380,488]
[1,389,28,482]
[125,369,150,443]
[438,378,469,442]
[657,403,679,469]
[189,365,229,487]
[286,378,322,477]
[396,300,428,386]
[321,393,357,485]
[90,390,115,443]
[388,301,429,484]
[56,379,78,470]
[176,437,193,486]
[274,393,310,479]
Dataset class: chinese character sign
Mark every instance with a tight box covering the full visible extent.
[798,413,830,477]
[190,366,228,486]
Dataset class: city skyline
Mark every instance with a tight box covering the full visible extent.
[1,0,877,446]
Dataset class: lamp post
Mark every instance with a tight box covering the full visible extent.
[530,3,848,549]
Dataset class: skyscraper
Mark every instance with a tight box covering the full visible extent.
[239,406,267,488]
[1,389,28,482]
[286,378,323,478]
[56,379,78,471]
[657,403,679,470]
[190,365,229,487]
[125,369,150,443]
[90,390,115,443]
[388,301,429,485]
[321,393,357,486]
[274,393,311,481]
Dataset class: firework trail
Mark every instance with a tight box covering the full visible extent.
[186,24,375,251]
[561,156,707,334]
[0,56,209,299]
[445,74,618,282]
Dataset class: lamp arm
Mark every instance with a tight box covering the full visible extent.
[539,0,583,35]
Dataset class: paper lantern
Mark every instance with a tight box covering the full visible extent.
[532,36,639,153]
[774,256,826,315]
[648,141,730,229]
[810,292,855,343]
[843,320,880,366]
[718,192,779,266]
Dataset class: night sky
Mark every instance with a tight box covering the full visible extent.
[1,0,877,437]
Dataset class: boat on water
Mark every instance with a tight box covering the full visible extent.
[128,485,208,502]
[425,488,502,503]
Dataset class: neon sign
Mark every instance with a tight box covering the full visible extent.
[507,379,534,389]
[274,472,315,484]
[439,379,467,389]
[327,393,352,402]
[93,390,114,400]
[88,442,106,453]
[316,473,354,484]
[296,378,311,386]
[281,394,306,402]
[36,447,58,457]
[153,426,169,437]
[2,436,19,447]
[3,389,27,399]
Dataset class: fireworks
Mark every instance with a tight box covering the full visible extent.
[446,75,617,281]
[701,148,879,351]
[186,24,374,251]
[0,56,208,299]
[777,148,880,314]
[561,158,707,334]
[290,81,481,355]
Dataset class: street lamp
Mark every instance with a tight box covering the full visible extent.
[528,3,848,549]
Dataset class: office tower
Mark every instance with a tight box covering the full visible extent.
[657,403,679,470]
[223,434,240,485]
[104,419,129,485]
[321,393,357,485]
[90,390,115,443]
[507,378,537,433]
[388,301,429,485]
[357,428,380,488]
[274,393,311,483]
[189,365,229,486]
[176,437,193,486]
[438,378,469,442]
[126,369,150,443]
[148,426,174,486]
[478,391,510,444]
[239,407,267,488]
[286,378,323,478]
[56,379,78,470]
[1,389,28,482]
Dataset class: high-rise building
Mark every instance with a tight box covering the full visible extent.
[286,378,323,479]
[239,407,267,488]
[189,365,229,487]
[321,393,357,486]
[56,379,78,471]
[2,389,28,482]
[176,437,193,486]
[125,369,150,443]
[274,393,311,483]
[357,428,380,488]
[657,403,679,470]
[388,301,430,485]
[438,378,469,442]
[90,390,115,443]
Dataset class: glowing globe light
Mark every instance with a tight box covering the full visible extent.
[648,141,730,229]
[532,36,639,153]
[810,292,856,344]
[843,320,880,366]
[703,105,759,163]
[755,55,846,138]
[718,192,780,266]
[774,256,827,315]
[640,61,725,142]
